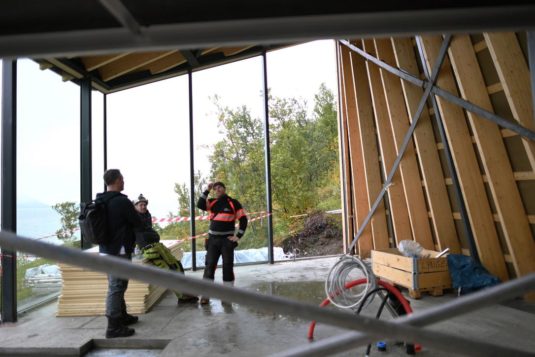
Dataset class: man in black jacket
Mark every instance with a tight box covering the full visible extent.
[98,169,143,338]
[197,181,248,304]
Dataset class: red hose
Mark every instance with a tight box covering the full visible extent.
[308,279,412,340]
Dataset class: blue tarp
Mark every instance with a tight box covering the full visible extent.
[447,254,500,295]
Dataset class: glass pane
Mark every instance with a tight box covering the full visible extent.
[92,91,105,196]
[192,56,268,266]
[16,59,80,310]
[266,40,342,259]
[0,59,3,313]
[107,75,190,256]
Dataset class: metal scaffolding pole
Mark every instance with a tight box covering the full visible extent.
[0,231,533,356]
[188,70,197,271]
[262,51,274,264]
[80,78,93,250]
[274,271,535,357]
[1,59,17,323]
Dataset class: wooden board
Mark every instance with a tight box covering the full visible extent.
[57,241,183,317]
[448,35,535,280]
[484,32,535,172]
[391,37,460,254]
[363,39,413,245]
[374,38,435,250]
[419,36,508,282]
[349,42,390,251]
[341,45,374,257]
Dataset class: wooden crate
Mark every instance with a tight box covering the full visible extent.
[371,248,451,299]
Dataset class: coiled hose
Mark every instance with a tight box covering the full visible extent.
[325,254,377,309]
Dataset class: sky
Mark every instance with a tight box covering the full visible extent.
[2,40,338,222]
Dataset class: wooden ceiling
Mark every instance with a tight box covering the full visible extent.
[36,45,280,93]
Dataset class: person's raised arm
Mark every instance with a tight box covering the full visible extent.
[197,182,214,211]
[123,199,144,230]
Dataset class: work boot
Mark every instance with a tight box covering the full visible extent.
[200,296,210,305]
[121,312,139,325]
[120,301,138,325]
[222,281,234,305]
[177,294,199,304]
[106,317,135,338]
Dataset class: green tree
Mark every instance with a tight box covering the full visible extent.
[52,201,79,241]
[168,84,340,249]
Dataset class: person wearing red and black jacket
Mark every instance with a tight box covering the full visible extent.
[197,181,247,304]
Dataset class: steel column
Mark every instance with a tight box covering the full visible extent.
[415,36,479,264]
[1,59,17,322]
[80,78,93,250]
[103,93,108,182]
[262,51,274,264]
[188,70,197,271]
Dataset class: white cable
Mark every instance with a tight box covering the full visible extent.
[325,255,376,309]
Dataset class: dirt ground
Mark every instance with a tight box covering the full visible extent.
[281,212,343,257]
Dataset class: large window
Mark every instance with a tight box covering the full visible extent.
[92,91,105,195]
[192,56,269,266]
[266,40,342,259]
[16,59,80,309]
[107,76,190,253]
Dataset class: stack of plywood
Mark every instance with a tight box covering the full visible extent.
[57,240,183,317]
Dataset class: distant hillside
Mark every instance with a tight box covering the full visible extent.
[17,198,62,243]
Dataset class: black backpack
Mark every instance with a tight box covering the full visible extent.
[79,192,120,245]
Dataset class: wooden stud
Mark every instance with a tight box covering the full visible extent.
[486,82,503,95]
[375,38,435,250]
[221,46,255,56]
[38,61,54,70]
[81,53,131,71]
[45,58,84,79]
[363,39,413,246]
[99,51,177,81]
[391,37,460,254]
[138,52,187,74]
[449,35,535,279]
[485,33,535,172]
[419,36,508,282]
[341,45,373,258]
[473,40,487,53]
[349,43,390,251]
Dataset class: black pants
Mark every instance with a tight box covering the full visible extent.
[203,235,237,282]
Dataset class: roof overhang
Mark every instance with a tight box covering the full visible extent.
[2,1,535,92]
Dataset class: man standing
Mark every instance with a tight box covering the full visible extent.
[197,181,248,304]
[98,169,143,338]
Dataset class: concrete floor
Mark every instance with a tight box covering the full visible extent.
[0,256,534,356]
